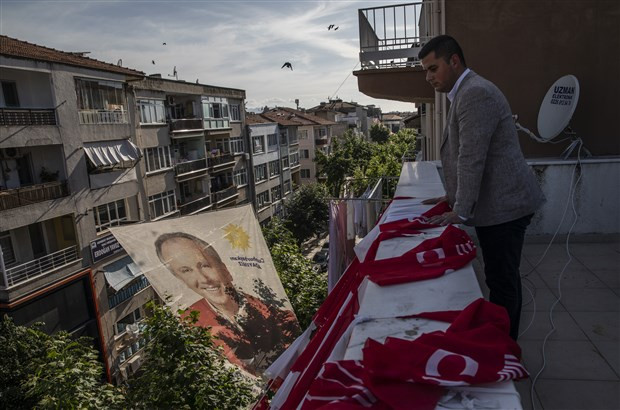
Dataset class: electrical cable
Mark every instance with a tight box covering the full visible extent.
[328,61,360,101]
[528,139,584,410]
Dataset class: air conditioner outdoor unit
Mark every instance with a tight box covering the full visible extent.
[1,147,21,159]
[127,355,142,374]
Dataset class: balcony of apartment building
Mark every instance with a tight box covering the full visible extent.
[289,150,301,171]
[0,145,69,212]
[172,139,209,182]
[0,71,62,146]
[76,78,129,125]
[178,178,212,215]
[210,173,238,208]
[84,139,141,190]
[202,96,232,131]
[0,215,81,298]
[315,128,329,146]
[353,2,435,103]
[166,94,204,136]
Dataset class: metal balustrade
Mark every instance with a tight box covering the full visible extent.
[179,195,211,215]
[209,153,235,168]
[0,181,69,211]
[212,185,238,204]
[169,118,203,132]
[359,2,430,69]
[174,158,208,176]
[108,275,150,308]
[0,108,57,126]
[3,245,80,288]
[78,109,128,124]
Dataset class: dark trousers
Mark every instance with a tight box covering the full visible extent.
[475,214,533,340]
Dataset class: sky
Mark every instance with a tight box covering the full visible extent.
[0,0,416,113]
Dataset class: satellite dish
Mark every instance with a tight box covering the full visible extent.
[537,75,580,141]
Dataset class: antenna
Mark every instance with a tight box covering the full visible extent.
[168,66,178,80]
[515,75,590,158]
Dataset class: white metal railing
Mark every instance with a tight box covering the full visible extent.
[79,109,128,124]
[359,2,431,69]
[2,245,80,288]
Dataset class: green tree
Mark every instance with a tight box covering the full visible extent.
[370,123,390,144]
[128,301,255,409]
[261,216,296,249]
[283,183,329,245]
[0,315,126,410]
[269,241,328,329]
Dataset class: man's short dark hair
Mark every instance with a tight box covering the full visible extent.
[418,35,467,67]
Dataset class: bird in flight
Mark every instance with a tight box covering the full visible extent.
[162,42,167,45]
[152,60,155,65]
[281,62,293,70]
[334,26,339,31]
[328,24,335,30]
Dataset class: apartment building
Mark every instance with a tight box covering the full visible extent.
[308,99,369,138]
[0,35,253,383]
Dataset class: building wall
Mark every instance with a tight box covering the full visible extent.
[445,0,620,157]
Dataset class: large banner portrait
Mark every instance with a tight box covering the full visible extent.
[110,204,300,376]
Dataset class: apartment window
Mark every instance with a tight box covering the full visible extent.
[271,185,282,202]
[138,99,165,124]
[281,155,289,169]
[279,130,288,145]
[301,169,311,179]
[149,190,177,219]
[268,160,280,178]
[229,104,240,121]
[301,149,310,159]
[254,163,267,183]
[256,190,270,209]
[206,102,229,119]
[252,135,265,154]
[283,179,292,194]
[115,308,141,335]
[290,152,300,167]
[267,134,278,151]
[234,168,248,187]
[317,128,327,137]
[1,81,19,107]
[0,231,16,265]
[94,199,127,233]
[298,129,308,140]
[75,78,126,112]
[215,138,231,154]
[230,136,244,154]
[144,146,172,173]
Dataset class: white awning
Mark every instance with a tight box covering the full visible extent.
[84,139,140,168]
[103,255,143,291]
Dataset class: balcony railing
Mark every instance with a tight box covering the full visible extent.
[179,195,211,215]
[209,153,235,169]
[2,245,80,288]
[79,109,128,124]
[289,136,299,145]
[212,185,238,204]
[174,158,208,176]
[315,136,328,145]
[0,108,57,126]
[169,118,203,132]
[108,275,150,309]
[0,181,69,211]
[359,2,430,69]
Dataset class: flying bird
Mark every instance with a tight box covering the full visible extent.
[162,42,167,45]
[152,60,155,65]
[328,24,334,30]
[334,26,339,31]
[281,62,293,70]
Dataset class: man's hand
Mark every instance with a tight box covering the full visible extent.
[427,211,463,226]
[421,195,448,205]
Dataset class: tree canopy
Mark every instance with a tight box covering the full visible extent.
[282,183,330,245]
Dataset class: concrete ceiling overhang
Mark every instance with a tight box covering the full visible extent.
[354,66,435,104]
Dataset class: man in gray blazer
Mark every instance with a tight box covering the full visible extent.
[419,35,544,340]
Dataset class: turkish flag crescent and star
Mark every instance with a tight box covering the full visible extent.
[301,299,528,409]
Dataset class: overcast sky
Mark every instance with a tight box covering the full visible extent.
[1,0,416,112]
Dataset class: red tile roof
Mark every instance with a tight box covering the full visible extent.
[0,35,144,77]
[245,112,276,125]
[279,107,336,126]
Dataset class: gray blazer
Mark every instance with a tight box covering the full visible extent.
[441,71,544,227]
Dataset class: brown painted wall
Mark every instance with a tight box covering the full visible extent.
[446,0,620,157]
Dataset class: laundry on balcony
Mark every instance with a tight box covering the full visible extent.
[103,255,143,291]
[83,139,141,169]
